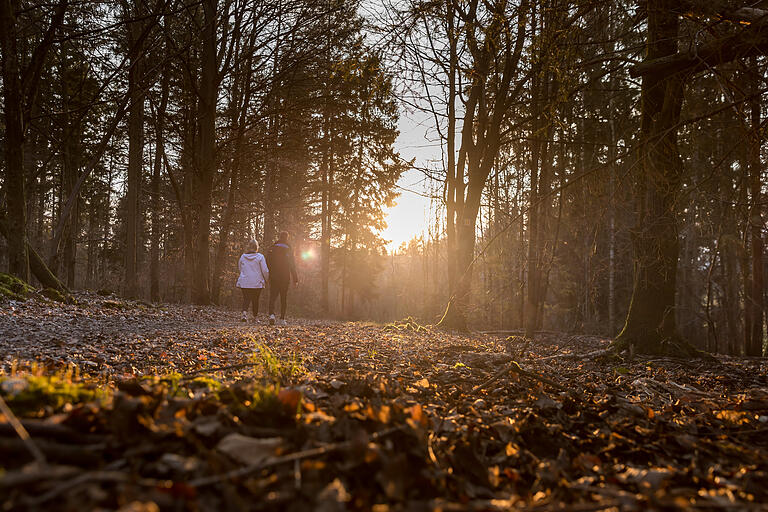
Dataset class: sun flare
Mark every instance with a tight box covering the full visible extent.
[381,183,430,251]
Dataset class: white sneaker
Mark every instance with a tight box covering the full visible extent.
[240,312,247,322]
[269,314,275,326]
[279,319,287,326]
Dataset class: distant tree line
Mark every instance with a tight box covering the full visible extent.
[377,0,768,356]
[2,0,767,356]
[0,0,406,313]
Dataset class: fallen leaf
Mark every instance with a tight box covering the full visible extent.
[216,434,282,466]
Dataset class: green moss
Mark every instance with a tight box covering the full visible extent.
[40,287,68,303]
[0,284,23,300]
[0,273,34,300]
[0,374,106,415]
[189,375,222,391]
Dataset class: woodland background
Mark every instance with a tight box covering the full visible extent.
[1,0,767,356]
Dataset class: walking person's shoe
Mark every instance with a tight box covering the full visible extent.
[240,311,248,323]
[279,318,287,326]
[269,314,276,326]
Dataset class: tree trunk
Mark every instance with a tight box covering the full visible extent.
[150,65,169,302]
[62,128,80,289]
[0,0,30,282]
[525,57,543,338]
[747,58,764,356]
[59,52,82,289]
[445,0,458,296]
[125,6,146,298]
[608,120,617,336]
[615,0,690,355]
[192,0,217,305]
[86,197,97,288]
[320,102,333,313]
[723,232,741,354]
[0,214,66,292]
[211,165,238,304]
[436,0,527,331]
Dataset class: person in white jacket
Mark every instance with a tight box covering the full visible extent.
[236,240,269,322]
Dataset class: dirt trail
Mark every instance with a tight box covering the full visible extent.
[0,293,310,375]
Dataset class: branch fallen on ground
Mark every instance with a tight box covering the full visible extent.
[0,394,46,466]
[537,348,612,361]
[188,426,402,488]
[460,359,569,398]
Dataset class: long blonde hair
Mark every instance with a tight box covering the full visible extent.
[245,240,259,253]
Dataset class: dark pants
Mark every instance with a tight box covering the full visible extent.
[241,288,262,316]
[268,278,290,318]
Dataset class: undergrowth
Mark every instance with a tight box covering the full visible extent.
[252,340,304,380]
[0,363,106,415]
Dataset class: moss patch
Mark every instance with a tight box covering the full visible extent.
[40,287,72,303]
[0,373,106,416]
[0,273,34,300]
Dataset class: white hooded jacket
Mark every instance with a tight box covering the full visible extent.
[236,252,269,288]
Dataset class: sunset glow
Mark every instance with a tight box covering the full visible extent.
[381,179,430,251]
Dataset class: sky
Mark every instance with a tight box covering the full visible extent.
[380,111,442,251]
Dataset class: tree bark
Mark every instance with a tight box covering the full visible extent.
[438,0,528,331]
[630,14,768,79]
[747,58,764,356]
[211,55,251,304]
[1,0,67,283]
[615,0,690,355]
[320,137,331,313]
[320,74,333,313]
[0,0,30,282]
[57,48,83,289]
[191,0,218,305]
[125,6,146,299]
[445,0,458,297]
[525,23,543,337]
[150,64,169,302]
[0,215,66,292]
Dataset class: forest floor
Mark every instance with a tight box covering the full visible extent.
[1,293,768,511]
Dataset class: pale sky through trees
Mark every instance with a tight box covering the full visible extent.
[381,109,440,251]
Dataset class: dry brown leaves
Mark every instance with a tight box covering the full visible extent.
[1,295,767,511]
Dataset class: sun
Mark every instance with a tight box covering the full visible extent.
[381,184,430,252]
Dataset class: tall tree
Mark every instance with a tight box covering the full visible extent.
[124,0,150,297]
[0,0,67,282]
[621,1,768,355]
[436,0,529,330]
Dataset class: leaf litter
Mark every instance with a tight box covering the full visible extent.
[1,293,767,510]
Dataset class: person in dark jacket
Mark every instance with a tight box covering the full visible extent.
[266,231,299,325]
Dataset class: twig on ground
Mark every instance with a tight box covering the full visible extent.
[459,359,569,399]
[26,470,160,506]
[0,394,46,466]
[427,498,621,511]
[189,426,401,488]
[0,465,79,489]
[0,419,106,444]
[181,362,261,379]
[537,348,611,362]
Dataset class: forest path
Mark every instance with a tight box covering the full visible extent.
[2,294,768,510]
[0,292,509,379]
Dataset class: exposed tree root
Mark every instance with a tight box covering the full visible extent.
[610,330,715,361]
[384,316,431,333]
[436,300,468,332]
